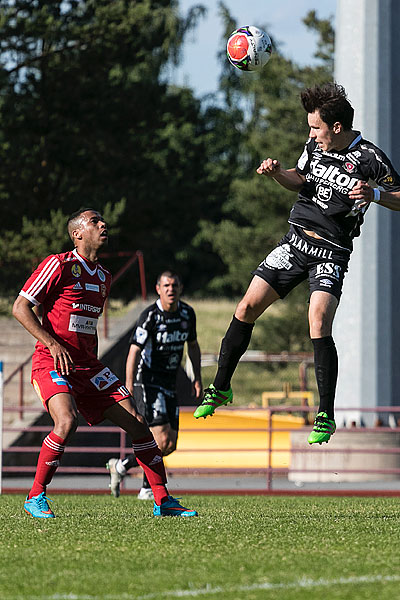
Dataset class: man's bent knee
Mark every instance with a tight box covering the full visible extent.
[235,279,279,323]
[159,439,177,456]
[309,317,332,338]
[152,428,177,455]
[53,414,78,440]
[235,299,258,323]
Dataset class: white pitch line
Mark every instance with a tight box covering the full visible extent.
[3,575,400,600]
[136,574,400,599]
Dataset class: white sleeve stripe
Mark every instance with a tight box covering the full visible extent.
[25,256,60,299]
[26,256,59,298]
[19,290,40,306]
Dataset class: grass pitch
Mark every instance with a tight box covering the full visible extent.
[1,494,399,600]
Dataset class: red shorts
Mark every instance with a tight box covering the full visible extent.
[31,361,130,425]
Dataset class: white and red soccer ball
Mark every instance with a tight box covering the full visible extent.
[227,26,272,72]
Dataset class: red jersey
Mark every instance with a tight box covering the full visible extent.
[20,248,111,369]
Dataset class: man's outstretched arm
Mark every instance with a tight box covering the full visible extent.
[257,158,305,192]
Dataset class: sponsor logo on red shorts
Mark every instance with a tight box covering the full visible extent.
[90,367,118,391]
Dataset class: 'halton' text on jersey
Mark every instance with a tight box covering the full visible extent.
[129,299,197,389]
[290,133,400,250]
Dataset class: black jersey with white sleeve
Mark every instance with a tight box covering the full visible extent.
[129,299,197,389]
[291,133,400,250]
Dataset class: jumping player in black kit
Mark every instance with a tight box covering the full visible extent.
[107,271,202,497]
[194,82,400,444]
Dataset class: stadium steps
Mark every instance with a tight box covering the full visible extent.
[0,316,37,434]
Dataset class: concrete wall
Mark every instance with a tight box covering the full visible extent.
[334,0,400,425]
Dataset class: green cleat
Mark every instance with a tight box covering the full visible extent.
[308,411,336,444]
[193,384,233,419]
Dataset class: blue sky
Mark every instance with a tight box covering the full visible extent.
[169,0,336,96]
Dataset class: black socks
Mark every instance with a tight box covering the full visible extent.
[213,316,254,391]
[311,336,338,420]
[122,454,139,470]
[142,473,151,489]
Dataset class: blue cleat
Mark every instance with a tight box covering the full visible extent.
[24,492,55,518]
[153,496,198,517]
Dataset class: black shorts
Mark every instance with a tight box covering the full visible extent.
[133,382,179,431]
[252,225,350,300]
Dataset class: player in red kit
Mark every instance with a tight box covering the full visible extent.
[13,208,197,518]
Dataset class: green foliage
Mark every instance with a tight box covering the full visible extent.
[0,199,126,294]
[0,1,335,303]
[1,495,399,600]
[0,0,217,296]
[197,5,335,296]
[303,9,335,70]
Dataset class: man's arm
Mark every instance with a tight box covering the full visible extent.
[12,295,74,375]
[257,158,305,192]
[187,340,203,401]
[125,344,142,396]
[349,181,400,211]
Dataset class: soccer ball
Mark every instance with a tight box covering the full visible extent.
[227,26,272,72]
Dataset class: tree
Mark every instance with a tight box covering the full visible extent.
[192,4,335,349]
[196,5,335,297]
[0,0,218,295]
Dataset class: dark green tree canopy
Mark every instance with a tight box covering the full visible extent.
[0,0,334,307]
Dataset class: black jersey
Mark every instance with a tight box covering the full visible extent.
[129,299,197,389]
[291,132,400,250]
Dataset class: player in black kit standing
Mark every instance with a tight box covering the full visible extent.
[194,82,400,444]
[107,270,202,497]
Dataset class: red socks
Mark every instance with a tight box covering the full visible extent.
[132,435,168,505]
[28,432,168,504]
[28,432,66,498]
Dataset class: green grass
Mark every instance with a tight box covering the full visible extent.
[1,494,399,600]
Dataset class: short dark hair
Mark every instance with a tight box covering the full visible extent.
[301,82,354,130]
[156,270,182,285]
[67,207,97,241]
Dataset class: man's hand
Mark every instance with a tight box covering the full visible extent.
[348,181,375,210]
[12,294,75,376]
[256,158,281,176]
[192,379,203,401]
[47,340,74,375]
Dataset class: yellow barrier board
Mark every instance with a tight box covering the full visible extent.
[164,409,305,470]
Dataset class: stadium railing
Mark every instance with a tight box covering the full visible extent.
[99,249,147,338]
[1,402,400,495]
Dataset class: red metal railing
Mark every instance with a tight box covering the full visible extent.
[3,355,33,420]
[100,250,147,338]
[264,405,400,490]
[2,405,400,494]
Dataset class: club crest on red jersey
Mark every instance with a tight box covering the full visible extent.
[71,264,81,278]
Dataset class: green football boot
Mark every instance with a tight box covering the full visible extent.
[193,384,233,419]
[307,411,336,444]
